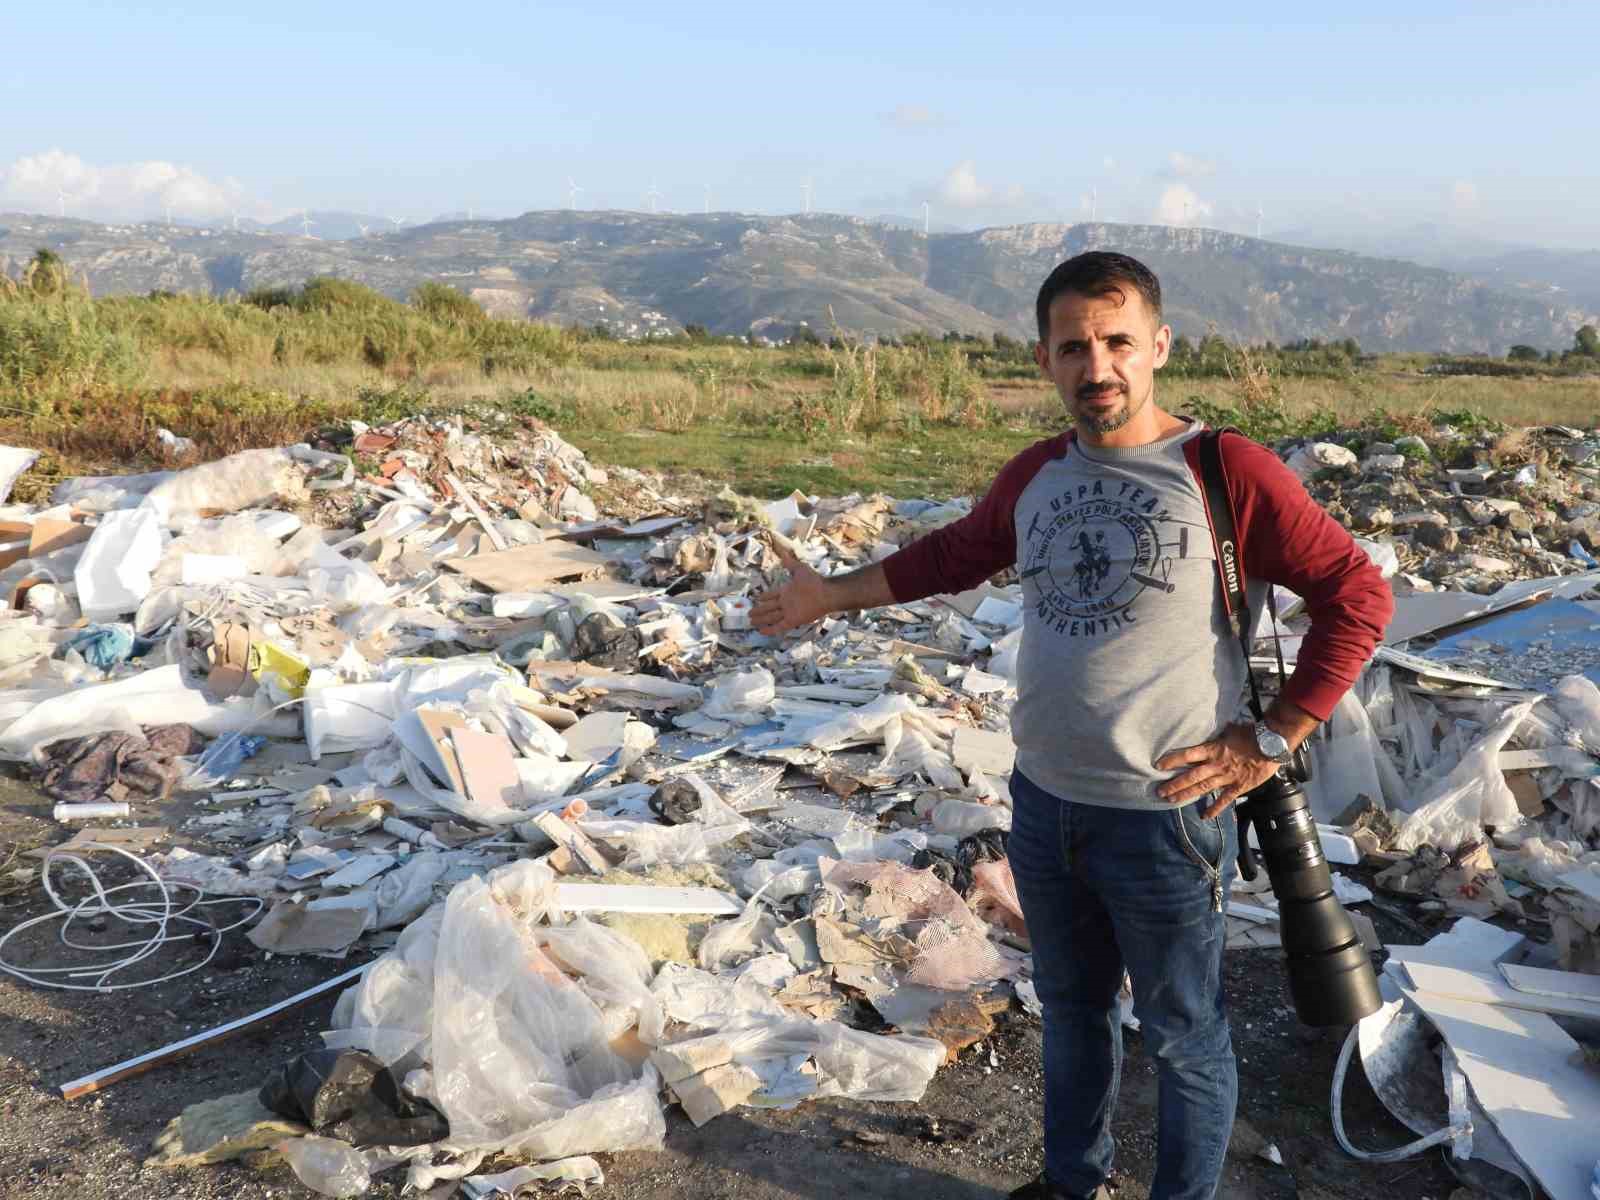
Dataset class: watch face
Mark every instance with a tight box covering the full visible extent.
[1257,725,1290,759]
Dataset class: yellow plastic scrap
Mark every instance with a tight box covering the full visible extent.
[250,641,311,698]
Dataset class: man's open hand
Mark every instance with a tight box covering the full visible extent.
[1155,723,1280,819]
[752,540,831,635]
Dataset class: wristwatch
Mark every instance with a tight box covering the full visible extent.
[1253,720,1293,763]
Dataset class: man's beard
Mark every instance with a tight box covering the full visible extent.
[1073,386,1147,434]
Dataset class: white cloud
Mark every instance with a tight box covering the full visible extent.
[1450,180,1480,212]
[884,103,948,130]
[1163,151,1217,179]
[1155,183,1212,226]
[1,148,268,222]
[935,161,1024,210]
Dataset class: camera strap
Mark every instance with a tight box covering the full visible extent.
[1194,428,1288,723]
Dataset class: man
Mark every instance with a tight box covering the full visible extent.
[752,252,1392,1200]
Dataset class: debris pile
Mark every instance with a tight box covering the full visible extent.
[0,410,1596,1197]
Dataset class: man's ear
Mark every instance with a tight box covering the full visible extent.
[1151,323,1172,370]
[1033,339,1050,377]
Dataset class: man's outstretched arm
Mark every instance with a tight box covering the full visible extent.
[751,542,893,634]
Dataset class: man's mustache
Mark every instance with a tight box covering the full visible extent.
[1075,384,1126,401]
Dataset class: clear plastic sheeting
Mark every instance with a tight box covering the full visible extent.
[1305,689,1407,821]
[277,1135,372,1198]
[1394,701,1536,852]
[331,860,665,1161]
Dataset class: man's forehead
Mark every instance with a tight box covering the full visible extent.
[1047,289,1157,334]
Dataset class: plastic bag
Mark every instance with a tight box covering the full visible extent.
[1551,674,1600,751]
[75,507,165,621]
[697,892,780,973]
[143,448,306,523]
[260,1049,448,1148]
[1305,688,1405,820]
[1394,701,1535,852]
[277,1135,372,1198]
[701,668,775,720]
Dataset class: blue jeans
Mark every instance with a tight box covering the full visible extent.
[1008,769,1239,1200]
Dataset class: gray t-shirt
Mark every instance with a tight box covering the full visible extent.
[1008,423,1255,808]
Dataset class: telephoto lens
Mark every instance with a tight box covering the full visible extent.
[1235,770,1382,1027]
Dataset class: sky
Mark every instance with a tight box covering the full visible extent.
[4,0,1598,250]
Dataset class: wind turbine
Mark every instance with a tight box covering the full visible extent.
[165,203,174,229]
[645,182,661,214]
[56,186,68,217]
[299,210,316,238]
[922,200,930,235]
[389,215,406,232]
[355,220,370,237]
[1090,186,1098,222]
[703,184,711,215]
[568,178,583,210]
[1255,203,1264,239]
[231,211,241,231]
[801,177,813,215]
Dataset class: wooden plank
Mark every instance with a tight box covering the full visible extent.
[1397,982,1600,1200]
[444,541,613,593]
[57,965,369,1100]
[444,473,509,552]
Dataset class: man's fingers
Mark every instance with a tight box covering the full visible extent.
[1158,766,1230,802]
[1154,741,1220,771]
[1199,792,1236,820]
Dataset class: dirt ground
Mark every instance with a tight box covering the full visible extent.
[0,768,1468,1200]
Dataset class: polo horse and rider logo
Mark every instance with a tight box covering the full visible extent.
[1020,492,1191,631]
[1071,530,1112,598]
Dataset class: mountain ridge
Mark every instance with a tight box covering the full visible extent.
[1,210,1592,353]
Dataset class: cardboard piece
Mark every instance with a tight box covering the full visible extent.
[444,541,613,593]
[0,521,32,571]
[246,897,372,956]
[28,517,91,559]
[448,727,523,811]
[208,622,253,697]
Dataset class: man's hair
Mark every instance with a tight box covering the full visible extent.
[1035,252,1163,342]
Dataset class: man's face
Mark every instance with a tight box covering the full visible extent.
[1033,289,1172,442]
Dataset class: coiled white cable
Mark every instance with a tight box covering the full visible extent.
[0,845,263,992]
[1329,1022,1470,1163]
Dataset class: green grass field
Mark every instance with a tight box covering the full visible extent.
[3,260,1596,502]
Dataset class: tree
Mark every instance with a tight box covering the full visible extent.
[1576,325,1600,357]
[1507,344,1541,362]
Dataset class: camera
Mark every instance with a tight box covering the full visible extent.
[1234,754,1382,1027]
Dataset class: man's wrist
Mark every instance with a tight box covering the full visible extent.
[1262,701,1318,752]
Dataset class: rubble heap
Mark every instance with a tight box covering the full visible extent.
[0,411,1596,1198]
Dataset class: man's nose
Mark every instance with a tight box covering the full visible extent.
[1084,340,1113,380]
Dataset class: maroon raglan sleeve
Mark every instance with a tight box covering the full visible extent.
[880,434,1067,603]
[1221,434,1394,720]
